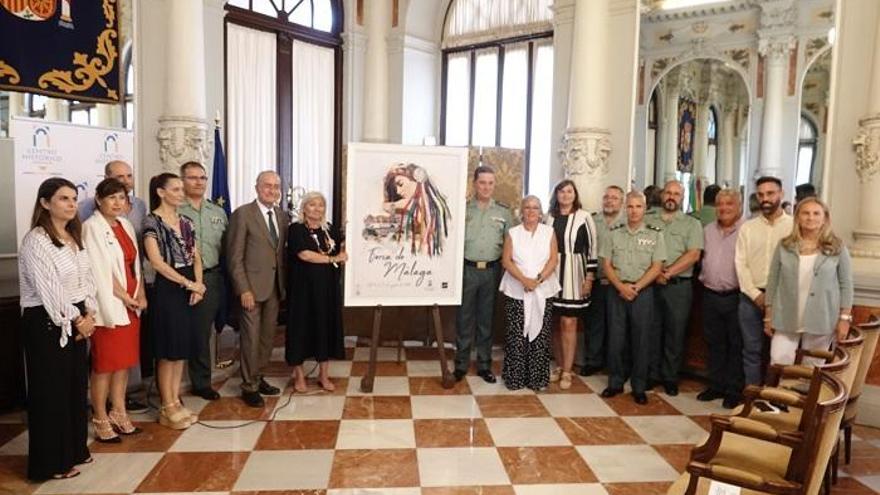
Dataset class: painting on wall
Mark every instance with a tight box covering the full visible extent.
[344,143,469,307]
[678,98,696,173]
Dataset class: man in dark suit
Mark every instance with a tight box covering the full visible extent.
[227,171,287,407]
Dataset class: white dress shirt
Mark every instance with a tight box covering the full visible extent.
[257,201,279,238]
[734,212,793,301]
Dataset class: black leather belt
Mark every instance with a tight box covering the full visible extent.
[667,276,692,284]
[465,259,499,269]
[705,287,739,297]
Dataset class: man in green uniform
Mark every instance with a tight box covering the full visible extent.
[454,166,513,383]
[581,185,625,376]
[645,180,703,396]
[600,191,666,405]
[179,161,229,400]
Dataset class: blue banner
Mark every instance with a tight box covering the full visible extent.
[211,127,231,216]
[0,0,121,103]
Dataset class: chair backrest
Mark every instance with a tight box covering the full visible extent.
[848,316,880,418]
[837,327,866,393]
[799,371,848,495]
[792,347,848,432]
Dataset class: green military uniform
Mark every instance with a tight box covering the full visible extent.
[599,222,666,395]
[582,212,625,371]
[455,198,513,373]
[179,198,228,392]
[644,209,703,387]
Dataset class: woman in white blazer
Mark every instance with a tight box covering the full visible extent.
[83,178,146,443]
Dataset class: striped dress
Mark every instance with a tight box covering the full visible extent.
[546,209,598,317]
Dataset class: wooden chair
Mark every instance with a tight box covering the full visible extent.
[666,370,848,495]
[838,316,880,465]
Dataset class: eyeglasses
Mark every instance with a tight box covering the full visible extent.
[184,176,208,182]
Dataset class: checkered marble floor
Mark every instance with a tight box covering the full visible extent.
[2,341,880,495]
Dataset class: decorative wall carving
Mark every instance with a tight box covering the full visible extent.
[559,127,613,178]
[157,116,211,172]
[805,37,829,61]
[724,48,751,70]
[854,115,880,184]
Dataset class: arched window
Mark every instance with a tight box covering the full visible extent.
[796,114,818,185]
[225,0,343,219]
[706,105,718,184]
[441,0,553,202]
[647,91,659,185]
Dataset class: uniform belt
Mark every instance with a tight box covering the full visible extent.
[465,259,499,269]
[667,276,692,284]
[705,287,739,297]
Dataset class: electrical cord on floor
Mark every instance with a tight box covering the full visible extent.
[143,361,322,430]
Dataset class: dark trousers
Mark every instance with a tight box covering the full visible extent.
[239,284,280,393]
[455,264,500,372]
[583,282,609,368]
[22,305,90,480]
[188,269,225,391]
[702,289,744,397]
[738,294,767,386]
[649,280,693,383]
[607,286,654,394]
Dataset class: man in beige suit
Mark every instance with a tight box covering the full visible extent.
[227,171,287,407]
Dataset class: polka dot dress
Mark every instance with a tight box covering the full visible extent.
[502,297,552,391]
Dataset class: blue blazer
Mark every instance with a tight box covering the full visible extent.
[766,243,853,335]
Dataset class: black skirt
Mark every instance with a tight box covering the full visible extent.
[22,303,90,480]
[151,266,198,360]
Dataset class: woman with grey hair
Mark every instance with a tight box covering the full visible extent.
[285,191,348,392]
[499,195,560,390]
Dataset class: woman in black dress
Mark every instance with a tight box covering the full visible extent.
[19,178,97,480]
[143,173,205,429]
[286,191,347,392]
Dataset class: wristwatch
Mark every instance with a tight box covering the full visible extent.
[839,314,853,322]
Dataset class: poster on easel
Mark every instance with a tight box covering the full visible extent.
[11,116,134,247]
[344,143,468,307]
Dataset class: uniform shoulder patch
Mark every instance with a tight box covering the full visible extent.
[496,201,510,209]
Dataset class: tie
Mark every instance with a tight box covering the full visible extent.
[267,210,279,248]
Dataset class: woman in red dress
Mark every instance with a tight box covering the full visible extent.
[83,178,146,442]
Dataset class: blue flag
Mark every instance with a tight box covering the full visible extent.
[212,126,233,333]
[212,127,231,216]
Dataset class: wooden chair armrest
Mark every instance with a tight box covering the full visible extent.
[687,462,801,494]
[708,415,803,447]
[795,348,833,364]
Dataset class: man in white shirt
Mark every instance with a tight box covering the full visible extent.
[734,176,793,386]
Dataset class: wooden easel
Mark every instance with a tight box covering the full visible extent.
[360,304,456,392]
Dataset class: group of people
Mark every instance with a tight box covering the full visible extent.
[19,161,345,480]
[19,159,853,482]
[454,168,853,410]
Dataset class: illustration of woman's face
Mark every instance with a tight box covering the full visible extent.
[394,175,418,199]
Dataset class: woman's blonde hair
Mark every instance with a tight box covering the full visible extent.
[781,197,842,255]
[299,191,328,226]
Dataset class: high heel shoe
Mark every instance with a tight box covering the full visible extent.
[109,410,142,435]
[158,404,191,430]
[559,371,573,390]
[91,417,121,443]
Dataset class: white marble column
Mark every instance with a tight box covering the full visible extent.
[693,101,710,185]
[662,82,680,183]
[157,0,210,171]
[362,0,391,142]
[44,98,68,121]
[755,0,796,179]
[8,92,25,116]
[95,104,119,128]
[719,106,737,187]
[560,0,611,211]
[851,14,880,258]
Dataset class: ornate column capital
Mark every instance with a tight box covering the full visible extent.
[157,116,211,172]
[853,114,880,184]
[754,0,797,61]
[559,127,613,178]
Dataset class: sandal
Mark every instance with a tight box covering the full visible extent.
[158,404,191,430]
[559,371,573,390]
[291,372,308,393]
[175,400,198,425]
[52,468,80,479]
[109,410,142,435]
[79,457,93,465]
[91,417,121,443]
[549,367,562,383]
[318,377,336,392]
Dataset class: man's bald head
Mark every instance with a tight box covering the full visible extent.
[104,160,134,193]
